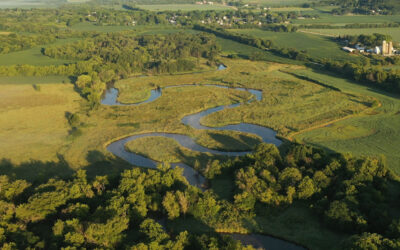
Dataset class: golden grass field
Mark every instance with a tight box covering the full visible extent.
[0,83,81,163]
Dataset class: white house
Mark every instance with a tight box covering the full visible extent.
[342,47,355,53]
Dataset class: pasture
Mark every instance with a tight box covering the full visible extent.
[291,69,400,174]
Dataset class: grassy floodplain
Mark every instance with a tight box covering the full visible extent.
[0,59,367,174]
[290,69,400,174]
[0,81,81,164]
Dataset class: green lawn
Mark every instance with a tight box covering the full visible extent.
[291,69,400,174]
[0,38,78,66]
[230,29,361,62]
[137,4,235,11]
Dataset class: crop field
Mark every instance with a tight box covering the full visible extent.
[0,82,81,166]
[230,28,361,62]
[290,69,400,174]
[0,38,78,66]
[300,27,400,42]
[137,4,235,11]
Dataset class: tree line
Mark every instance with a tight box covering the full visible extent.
[1,141,399,249]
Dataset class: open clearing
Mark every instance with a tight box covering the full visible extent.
[0,82,81,164]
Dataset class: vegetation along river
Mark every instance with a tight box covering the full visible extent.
[102,67,305,250]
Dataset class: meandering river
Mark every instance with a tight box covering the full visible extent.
[102,67,306,250]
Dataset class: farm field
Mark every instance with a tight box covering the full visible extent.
[290,69,400,174]
[230,28,361,62]
[0,38,79,66]
[300,27,400,41]
[137,4,235,11]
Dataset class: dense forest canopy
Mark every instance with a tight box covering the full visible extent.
[1,143,400,249]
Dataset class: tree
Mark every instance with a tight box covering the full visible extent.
[176,191,189,218]
[297,176,316,199]
[75,75,92,90]
[162,192,180,220]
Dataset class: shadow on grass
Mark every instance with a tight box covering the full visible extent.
[207,132,260,152]
[0,150,142,184]
[0,154,74,184]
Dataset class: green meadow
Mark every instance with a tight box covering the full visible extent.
[291,69,400,174]
[230,29,361,62]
